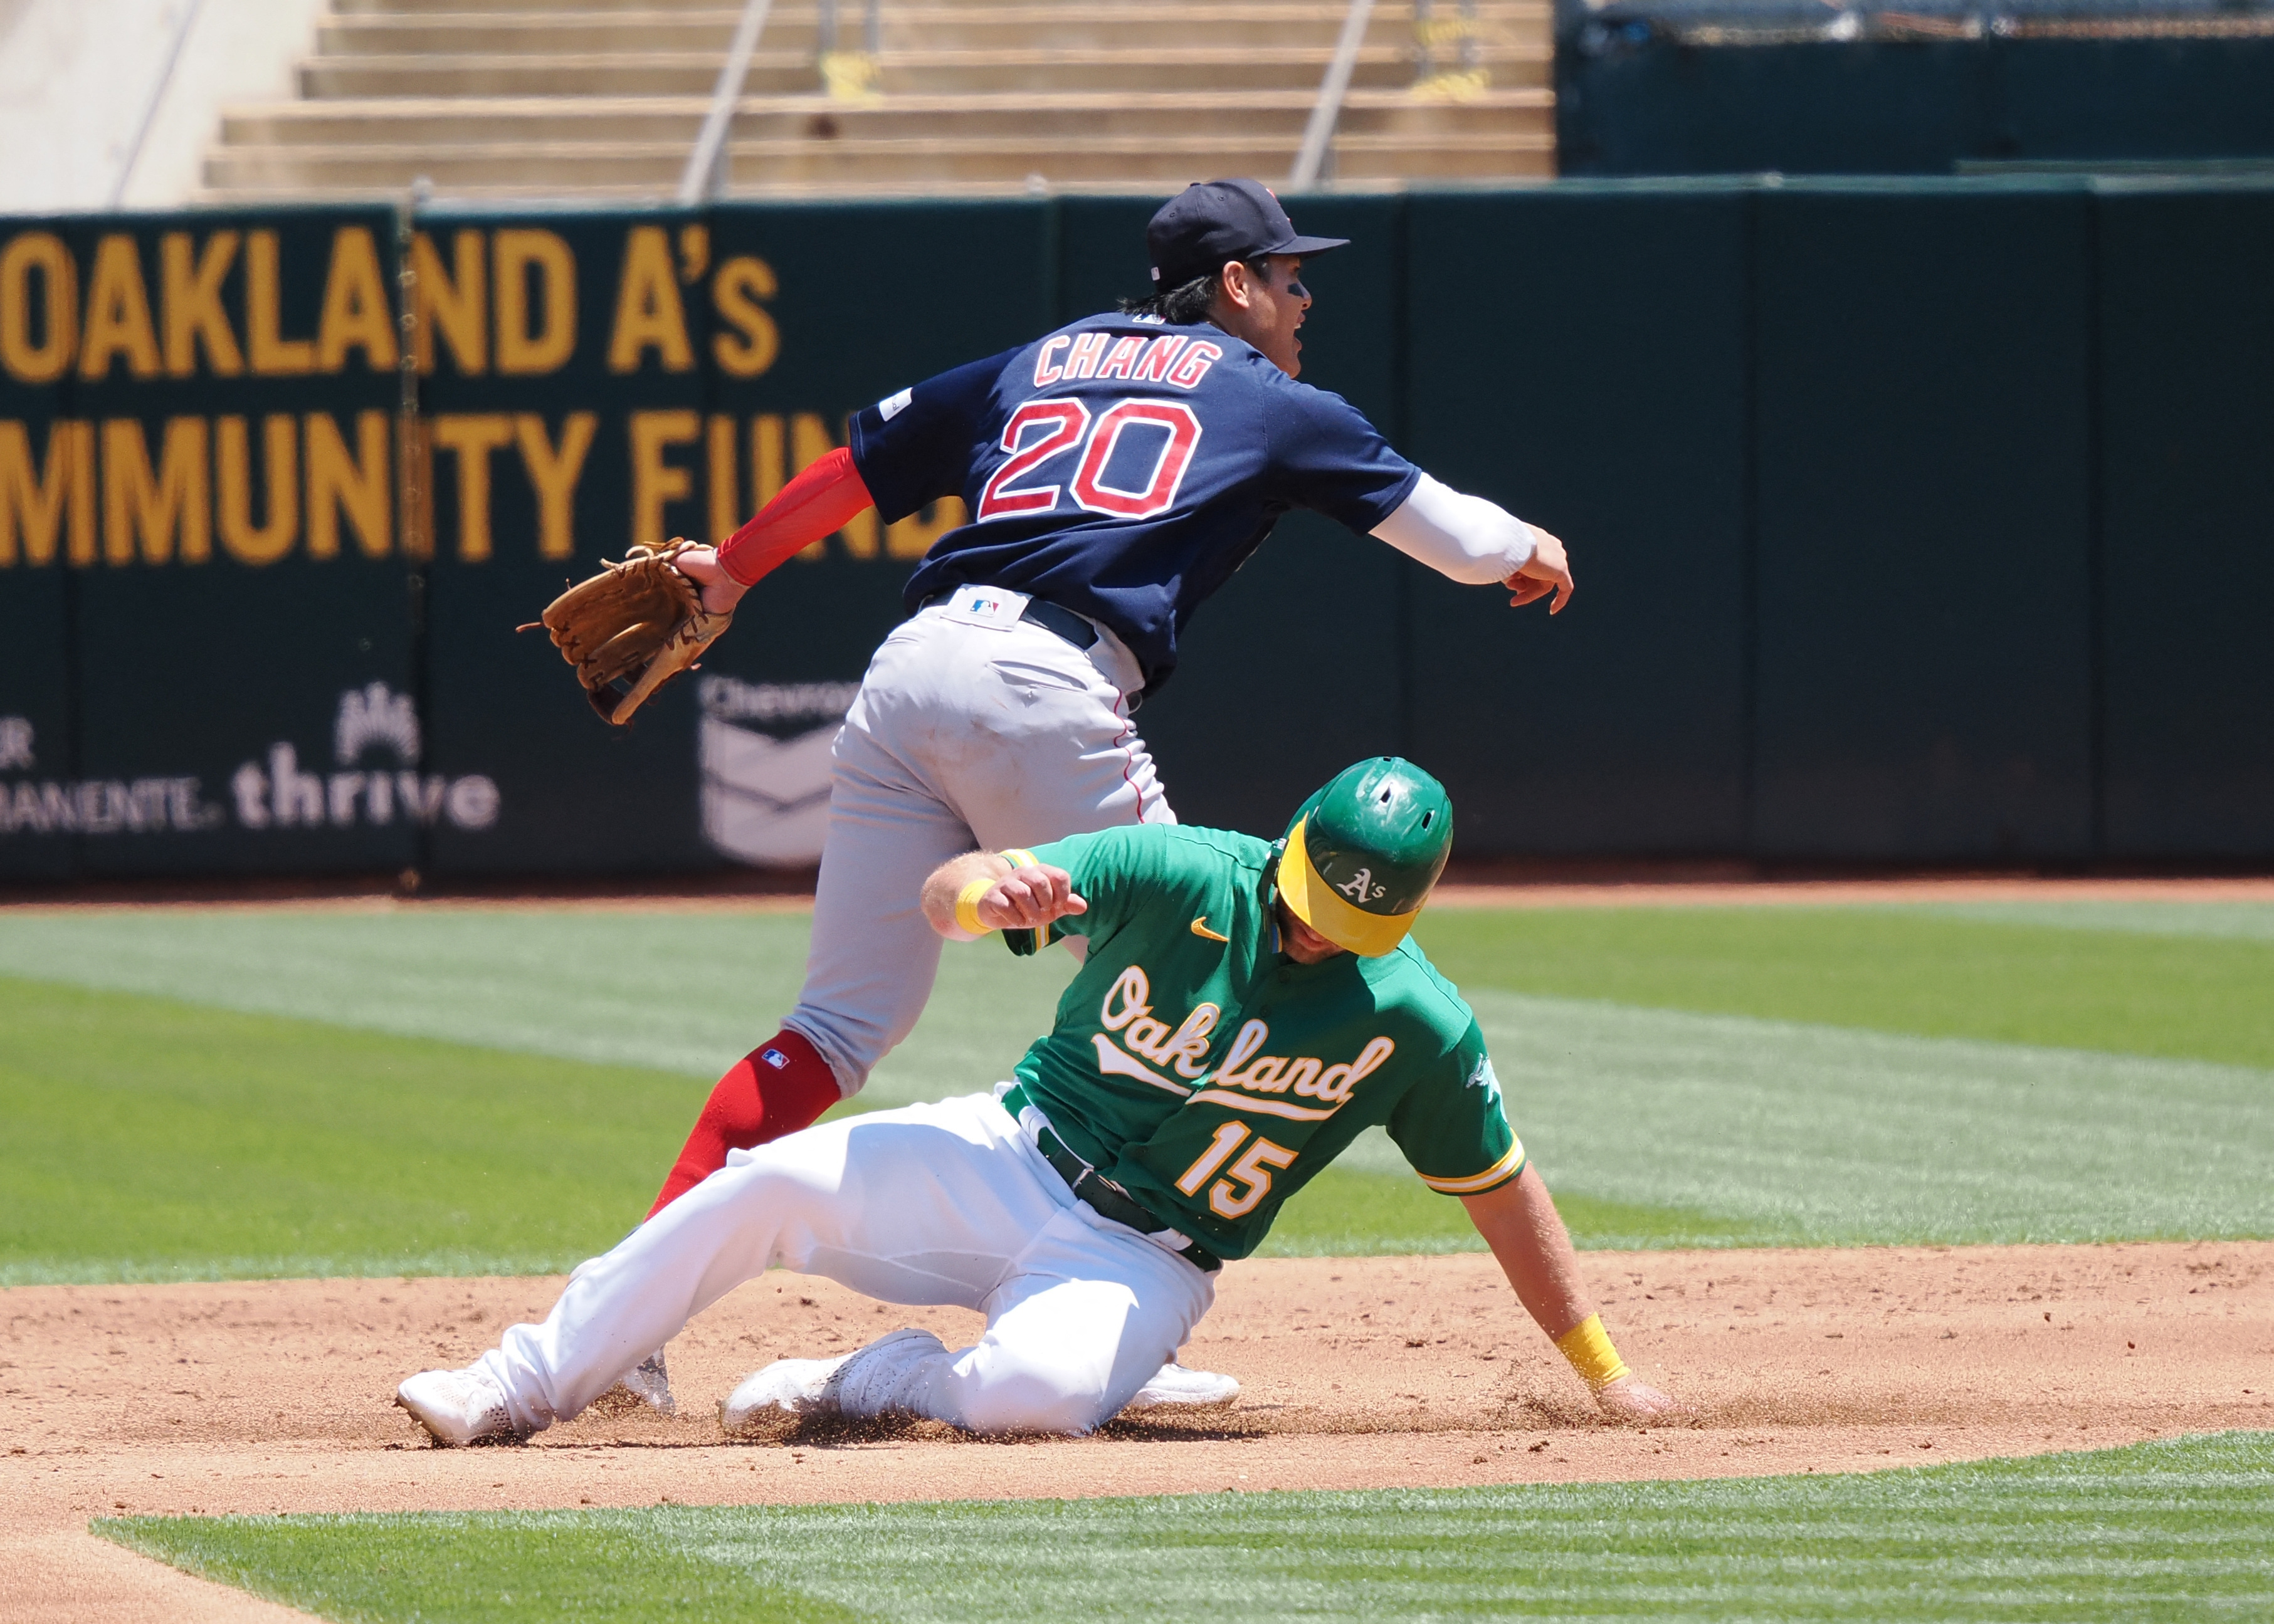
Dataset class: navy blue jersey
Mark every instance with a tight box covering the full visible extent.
[848,313,1420,695]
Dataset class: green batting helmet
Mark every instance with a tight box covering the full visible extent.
[1276,757,1453,956]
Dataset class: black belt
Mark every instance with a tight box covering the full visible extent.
[920,589,1098,651]
[1004,1086,1221,1272]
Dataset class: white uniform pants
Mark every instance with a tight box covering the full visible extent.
[478,1091,1216,1437]
[786,602,1174,1097]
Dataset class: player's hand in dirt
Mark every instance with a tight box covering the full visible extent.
[667,543,749,618]
[1593,1374,1680,1421]
[1505,526,1573,615]
[978,864,1088,932]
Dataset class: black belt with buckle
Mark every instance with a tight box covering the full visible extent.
[920,588,1098,651]
[1004,1086,1221,1273]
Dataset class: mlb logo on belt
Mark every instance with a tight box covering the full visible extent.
[939,587,1031,631]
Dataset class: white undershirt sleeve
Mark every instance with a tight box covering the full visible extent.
[1369,472,1538,585]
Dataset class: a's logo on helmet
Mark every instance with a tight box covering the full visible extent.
[1335,866,1386,903]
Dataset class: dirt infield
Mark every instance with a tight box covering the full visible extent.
[6,1242,2270,1622]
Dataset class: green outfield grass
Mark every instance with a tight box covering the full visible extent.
[0,909,1071,1096]
[101,1431,2274,1622]
[1260,1165,1787,1258]
[1413,905,2274,1070]
[0,977,702,1284]
[3,901,2270,1281]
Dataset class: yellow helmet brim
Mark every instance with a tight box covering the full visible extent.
[1276,816,1421,957]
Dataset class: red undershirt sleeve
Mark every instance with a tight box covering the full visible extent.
[715,446,877,586]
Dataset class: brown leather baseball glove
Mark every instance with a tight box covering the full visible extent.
[535,539,732,725]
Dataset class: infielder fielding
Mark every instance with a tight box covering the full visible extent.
[396,759,1674,1443]
[546,179,1574,1412]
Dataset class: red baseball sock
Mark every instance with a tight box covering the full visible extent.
[646,1029,841,1217]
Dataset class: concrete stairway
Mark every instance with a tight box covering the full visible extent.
[203,0,1555,202]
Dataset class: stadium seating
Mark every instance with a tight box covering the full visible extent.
[200,0,1554,201]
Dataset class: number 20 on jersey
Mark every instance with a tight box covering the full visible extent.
[978,398,1203,523]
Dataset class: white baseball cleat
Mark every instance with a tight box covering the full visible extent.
[1124,1359,1241,1413]
[826,1326,947,1418]
[608,1348,678,1417]
[720,1326,947,1439]
[396,1366,518,1447]
[720,1354,850,1440]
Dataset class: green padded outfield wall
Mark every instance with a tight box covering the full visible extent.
[0,217,72,882]
[1403,183,1752,856]
[1750,181,2096,861]
[413,206,719,876]
[2,206,419,879]
[2095,185,2274,858]
[3,182,2270,877]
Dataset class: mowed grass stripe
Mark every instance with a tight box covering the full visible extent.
[1413,906,2274,1071]
[0,910,1073,1110]
[1913,899,2274,944]
[0,977,704,1284]
[10,961,2273,1281]
[7,901,2274,1101]
[102,1431,2274,1623]
[8,901,2268,1277]
[1260,1166,1785,1258]
[1456,990,2274,1247]
[0,975,1760,1278]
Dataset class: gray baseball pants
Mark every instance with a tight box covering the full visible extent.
[784,595,1174,1098]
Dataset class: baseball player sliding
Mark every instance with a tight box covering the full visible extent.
[559,179,1574,1415]
[396,758,1675,1444]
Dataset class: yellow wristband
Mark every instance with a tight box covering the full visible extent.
[954,877,994,936]
[1554,1313,1631,1393]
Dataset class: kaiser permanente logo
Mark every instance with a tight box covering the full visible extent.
[0,682,498,838]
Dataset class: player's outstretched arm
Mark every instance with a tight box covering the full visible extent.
[1463,1165,1677,1420]
[921,851,1088,943]
[1370,473,1573,614]
[668,447,878,617]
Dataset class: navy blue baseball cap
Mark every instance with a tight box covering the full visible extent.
[1146,179,1349,288]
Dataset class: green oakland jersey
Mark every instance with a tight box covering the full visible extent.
[1004,824,1521,1260]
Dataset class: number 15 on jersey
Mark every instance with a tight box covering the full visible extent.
[1176,1123,1298,1220]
